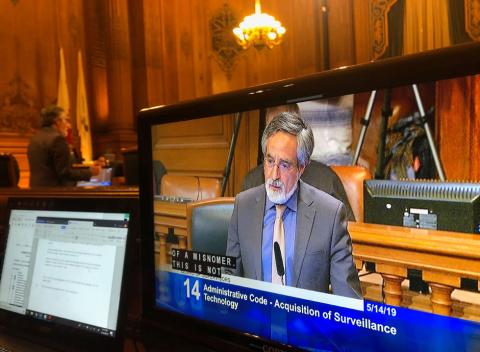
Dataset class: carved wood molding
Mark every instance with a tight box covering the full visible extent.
[465,0,480,41]
[0,74,39,134]
[370,0,398,59]
[209,3,242,79]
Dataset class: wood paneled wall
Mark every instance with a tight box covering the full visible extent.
[1,0,479,189]
[0,0,139,186]
[137,0,351,107]
[142,0,369,195]
[436,75,480,181]
[0,0,62,187]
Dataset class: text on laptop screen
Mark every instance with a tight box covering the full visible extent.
[0,209,129,338]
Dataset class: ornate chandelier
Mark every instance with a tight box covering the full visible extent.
[233,0,286,50]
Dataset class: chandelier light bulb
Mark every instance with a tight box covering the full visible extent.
[233,0,286,50]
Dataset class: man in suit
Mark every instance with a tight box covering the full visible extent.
[226,112,361,299]
[28,105,100,187]
[242,103,355,221]
[242,161,355,221]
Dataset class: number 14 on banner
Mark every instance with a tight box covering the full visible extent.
[184,278,200,300]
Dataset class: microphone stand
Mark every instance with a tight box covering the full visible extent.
[221,112,242,196]
[374,89,392,179]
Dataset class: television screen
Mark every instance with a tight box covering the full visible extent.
[138,43,480,351]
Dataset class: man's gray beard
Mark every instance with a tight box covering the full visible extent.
[265,177,299,205]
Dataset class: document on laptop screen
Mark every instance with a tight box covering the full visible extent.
[0,210,129,336]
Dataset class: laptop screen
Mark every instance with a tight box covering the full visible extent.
[0,203,130,340]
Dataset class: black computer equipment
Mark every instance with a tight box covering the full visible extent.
[364,179,480,234]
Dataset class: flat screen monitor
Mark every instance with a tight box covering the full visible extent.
[364,179,480,234]
[138,43,480,351]
[0,197,133,351]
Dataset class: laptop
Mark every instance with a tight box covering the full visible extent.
[0,197,134,351]
[77,167,113,187]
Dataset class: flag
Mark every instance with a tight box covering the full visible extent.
[57,47,70,114]
[76,50,93,162]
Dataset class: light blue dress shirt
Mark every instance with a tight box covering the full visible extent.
[261,190,298,285]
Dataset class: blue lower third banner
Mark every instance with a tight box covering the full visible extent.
[156,269,480,351]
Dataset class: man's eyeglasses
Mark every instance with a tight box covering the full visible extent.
[264,157,297,172]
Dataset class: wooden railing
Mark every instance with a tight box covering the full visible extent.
[349,222,480,316]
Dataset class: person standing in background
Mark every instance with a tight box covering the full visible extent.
[28,105,100,187]
[241,104,355,221]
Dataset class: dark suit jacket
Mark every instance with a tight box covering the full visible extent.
[28,126,92,187]
[226,180,362,299]
[241,160,356,221]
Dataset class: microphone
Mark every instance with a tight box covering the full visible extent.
[273,241,285,285]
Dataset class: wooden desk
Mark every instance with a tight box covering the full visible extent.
[349,222,480,315]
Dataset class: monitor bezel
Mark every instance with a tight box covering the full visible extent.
[138,42,480,350]
[0,196,135,352]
